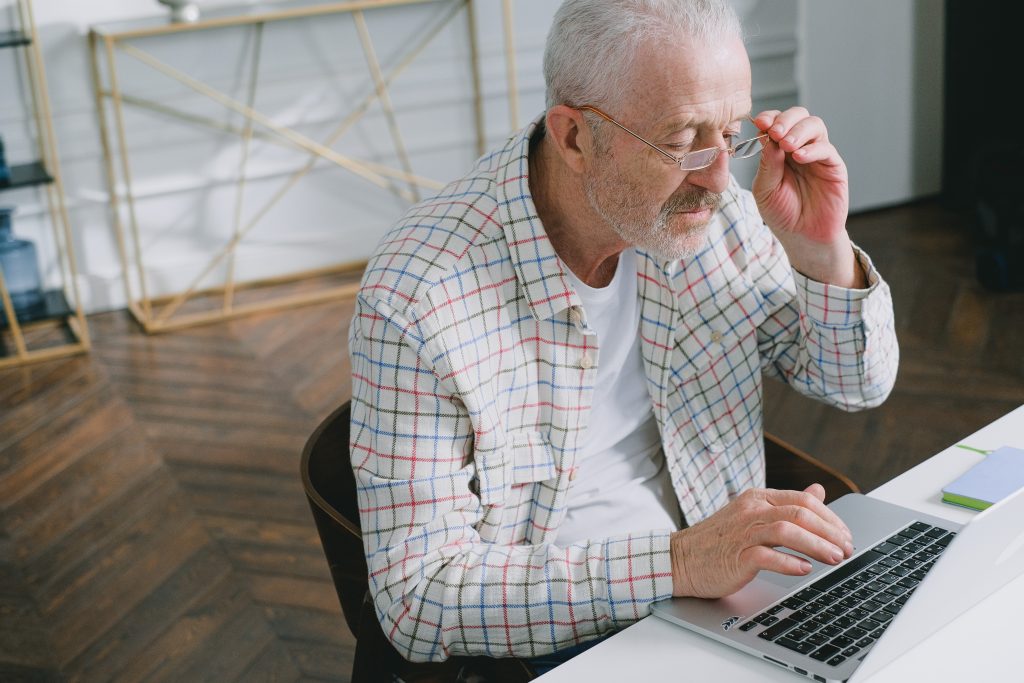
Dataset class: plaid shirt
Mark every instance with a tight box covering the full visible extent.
[349,118,898,663]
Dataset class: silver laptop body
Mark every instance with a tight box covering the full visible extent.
[650,487,1024,682]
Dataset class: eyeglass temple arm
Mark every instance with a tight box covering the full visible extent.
[573,105,681,164]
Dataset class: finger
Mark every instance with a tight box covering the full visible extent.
[766,488,850,535]
[773,504,851,561]
[804,483,826,502]
[754,133,786,190]
[744,545,813,577]
[751,109,781,132]
[765,488,853,550]
[786,141,843,166]
[774,116,826,152]
[757,519,846,565]
[761,106,810,142]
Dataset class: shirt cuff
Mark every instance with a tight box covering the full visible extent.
[793,243,887,328]
[603,531,674,628]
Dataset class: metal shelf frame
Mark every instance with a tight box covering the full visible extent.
[0,0,91,368]
[89,0,522,334]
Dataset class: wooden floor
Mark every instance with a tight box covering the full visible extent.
[1,199,1022,682]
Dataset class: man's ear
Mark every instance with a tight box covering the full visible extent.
[544,105,593,174]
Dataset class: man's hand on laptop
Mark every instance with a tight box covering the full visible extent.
[669,484,855,598]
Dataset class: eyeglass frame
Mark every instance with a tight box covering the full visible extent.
[570,104,769,172]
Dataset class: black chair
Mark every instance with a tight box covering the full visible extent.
[301,401,857,682]
[300,402,536,683]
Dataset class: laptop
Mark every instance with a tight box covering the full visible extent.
[649,485,1024,682]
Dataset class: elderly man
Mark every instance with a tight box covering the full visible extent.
[348,0,897,668]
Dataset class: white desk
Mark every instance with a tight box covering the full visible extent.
[539,404,1024,682]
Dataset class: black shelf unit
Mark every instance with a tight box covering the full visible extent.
[0,160,53,191]
[0,29,31,48]
[0,0,90,366]
[0,289,72,331]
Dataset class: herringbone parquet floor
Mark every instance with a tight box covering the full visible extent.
[1,199,1022,681]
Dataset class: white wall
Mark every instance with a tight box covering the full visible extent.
[3,0,936,315]
[799,0,945,212]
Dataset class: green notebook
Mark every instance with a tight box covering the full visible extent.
[942,446,1024,510]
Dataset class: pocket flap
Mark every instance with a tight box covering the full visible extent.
[473,431,556,506]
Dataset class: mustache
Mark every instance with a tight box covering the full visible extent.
[664,190,721,213]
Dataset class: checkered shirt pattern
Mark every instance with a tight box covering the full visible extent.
[348,118,898,663]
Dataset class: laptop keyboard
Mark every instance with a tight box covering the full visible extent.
[738,521,955,668]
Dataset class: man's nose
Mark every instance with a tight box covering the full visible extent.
[685,149,731,194]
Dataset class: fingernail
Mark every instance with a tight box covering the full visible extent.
[844,541,854,556]
[784,135,796,145]
[832,547,844,563]
[801,560,813,573]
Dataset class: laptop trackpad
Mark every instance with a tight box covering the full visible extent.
[759,493,919,590]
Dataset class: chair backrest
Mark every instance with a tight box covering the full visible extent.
[763,431,859,503]
[300,401,366,635]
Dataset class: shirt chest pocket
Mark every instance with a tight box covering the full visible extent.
[670,285,768,453]
[472,431,557,507]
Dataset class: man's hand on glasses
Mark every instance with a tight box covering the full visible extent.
[750,107,865,289]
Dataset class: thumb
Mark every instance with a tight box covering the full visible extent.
[804,482,826,502]
[752,135,786,200]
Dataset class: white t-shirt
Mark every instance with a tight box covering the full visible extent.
[555,249,683,547]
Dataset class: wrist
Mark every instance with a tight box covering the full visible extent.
[776,231,866,288]
[670,529,694,597]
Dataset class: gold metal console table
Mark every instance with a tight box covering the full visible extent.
[89,0,520,333]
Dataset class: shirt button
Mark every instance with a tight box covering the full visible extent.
[579,352,594,369]
[710,330,723,343]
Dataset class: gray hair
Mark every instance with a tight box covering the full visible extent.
[543,0,742,111]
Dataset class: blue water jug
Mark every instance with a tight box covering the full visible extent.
[0,206,45,313]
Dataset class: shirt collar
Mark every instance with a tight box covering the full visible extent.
[494,114,581,321]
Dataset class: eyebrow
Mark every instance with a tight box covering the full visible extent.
[657,113,752,139]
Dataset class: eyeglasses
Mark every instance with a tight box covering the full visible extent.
[571,104,769,172]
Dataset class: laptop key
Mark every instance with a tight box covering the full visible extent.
[925,527,946,538]
[872,541,900,555]
[842,646,861,658]
[831,635,854,648]
[910,522,932,533]
[758,617,799,641]
[832,617,857,630]
[827,654,847,666]
[789,609,812,623]
[886,534,909,546]
[794,588,822,602]
[766,604,786,615]
[788,628,812,641]
[805,633,830,646]
[870,627,887,639]
[810,644,841,662]
[874,611,895,623]
[782,597,805,610]
[935,532,955,547]
[777,637,817,655]
[739,620,759,632]
[847,608,872,623]
[810,551,885,592]
[820,625,844,638]
[845,626,868,640]
[856,636,875,648]
[862,599,884,612]
[860,618,884,632]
